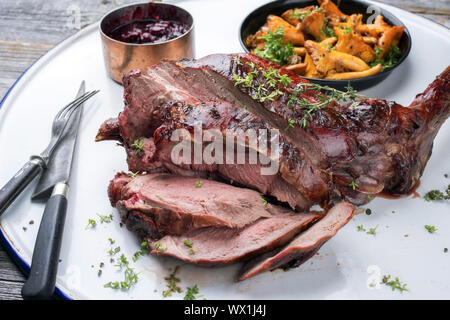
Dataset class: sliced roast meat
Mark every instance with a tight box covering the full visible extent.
[108,172,296,237]
[238,201,355,281]
[149,212,319,266]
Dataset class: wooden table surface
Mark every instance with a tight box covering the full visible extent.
[0,0,449,300]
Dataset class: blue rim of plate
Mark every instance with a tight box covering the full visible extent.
[0,1,448,301]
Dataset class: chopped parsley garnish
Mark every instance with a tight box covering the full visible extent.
[287,82,363,127]
[128,171,139,178]
[133,241,151,262]
[260,197,268,206]
[424,225,437,233]
[254,27,294,65]
[321,25,336,38]
[370,45,402,71]
[285,119,296,130]
[131,138,145,155]
[108,246,121,256]
[357,225,366,232]
[382,275,409,293]
[184,284,202,300]
[424,185,450,201]
[349,180,358,190]
[162,267,182,297]
[85,219,97,229]
[183,239,196,255]
[366,225,378,236]
[154,241,166,252]
[97,213,113,224]
[105,254,139,291]
[194,180,203,188]
[108,238,115,245]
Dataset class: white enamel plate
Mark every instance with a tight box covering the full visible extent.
[0,0,449,299]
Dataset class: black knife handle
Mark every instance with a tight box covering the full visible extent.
[0,157,45,216]
[21,183,68,300]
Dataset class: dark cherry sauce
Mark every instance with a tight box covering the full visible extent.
[109,18,189,44]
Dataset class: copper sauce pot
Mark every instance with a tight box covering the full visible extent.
[100,2,194,83]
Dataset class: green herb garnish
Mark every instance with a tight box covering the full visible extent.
[260,197,268,206]
[366,225,378,236]
[131,138,145,155]
[382,275,409,293]
[184,284,202,300]
[254,27,294,65]
[349,180,358,190]
[162,267,182,297]
[370,45,402,71]
[424,225,437,233]
[357,225,366,232]
[85,219,97,229]
[154,241,166,252]
[194,180,203,188]
[97,213,113,224]
[424,185,450,201]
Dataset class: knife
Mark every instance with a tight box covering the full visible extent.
[21,81,88,300]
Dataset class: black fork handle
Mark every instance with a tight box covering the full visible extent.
[0,156,45,216]
[21,183,68,300]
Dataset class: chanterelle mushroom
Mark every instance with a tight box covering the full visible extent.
[334,25,375,63]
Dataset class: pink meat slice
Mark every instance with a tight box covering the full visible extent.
[149,212,319,266]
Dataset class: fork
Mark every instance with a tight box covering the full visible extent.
[0,90,99,216]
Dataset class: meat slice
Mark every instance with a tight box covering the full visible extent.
[149,212,319,266]
[238,201,355,281]
[108,172,292,237]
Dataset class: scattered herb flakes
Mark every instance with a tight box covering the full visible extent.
[254,27,294,65]
[132,241,151,262]
[22,227,27,232]
[367,195,373,201]
[366,225,378,236]
[259,197,268,206]
[154,241,166,252]
[97,213,113,224]
[357,225,366,232]
[285,118,296,131]
[131,138,145,156]
[108,238,115,245]
[424,185,450,201]
[370,45,402,71]
[98,269,103,277]
[29,220,34,225]
[184,284,202,300]
[183,239,196,255]
[108,246,121,256]
[162,267,182,298]
[424,225,437,233]
[128,171,139,178]
[382,275,409,293]
[404,234,409,238]
[445,174,448,179]
[100,262,105,268]
[85,219,97,229]
[444,248,448,253]
[194,180,203,188]
[104,253,140,291]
